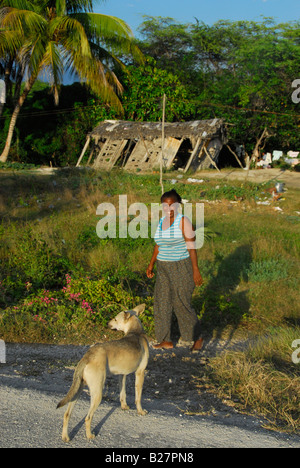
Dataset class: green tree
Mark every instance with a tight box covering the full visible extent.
[196,19,300,154]
[121,58,194,121]
[0,0,142,162]
[0,18,24,117]
[138,17,300,153]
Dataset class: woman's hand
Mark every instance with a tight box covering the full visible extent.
[193,269,203,286]
[147,245,159,279]
[146,264,155,279]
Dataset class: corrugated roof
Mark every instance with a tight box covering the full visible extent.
[90,119,225,140]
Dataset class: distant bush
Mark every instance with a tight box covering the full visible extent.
[0,162,39,171]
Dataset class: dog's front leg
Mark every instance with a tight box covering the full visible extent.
[135,369,147,416]
[119,375,129,410]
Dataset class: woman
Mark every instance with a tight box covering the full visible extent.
[147,189,204,352]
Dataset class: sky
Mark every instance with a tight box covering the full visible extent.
[96,0,300,35]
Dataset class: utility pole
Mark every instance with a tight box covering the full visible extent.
[160,94,166,195]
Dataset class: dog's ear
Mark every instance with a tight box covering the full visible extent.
[124,311,131,320]
[132,304,146,316]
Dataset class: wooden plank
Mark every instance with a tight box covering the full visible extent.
[184,137,202,173]
[108,139,128,169]
[76,136,90,167]
[124,137,182,171]
[93,139,128,170]
[226,144,244,169]
[164,137,183,169]
[203,146,221,172]
[125,139,162,170]
[124,140,150,169]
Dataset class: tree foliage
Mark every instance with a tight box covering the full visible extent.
[138,17,300,152]
[0,0,142,161]
[121,58,194,122]
[1,14,300,165]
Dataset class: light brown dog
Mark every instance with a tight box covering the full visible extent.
[57,304,149,442]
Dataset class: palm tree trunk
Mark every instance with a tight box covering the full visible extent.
[0,74,36,162]
[0,60,14,119]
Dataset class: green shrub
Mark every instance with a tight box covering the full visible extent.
[246,258,290,282]
[0,274,154,342]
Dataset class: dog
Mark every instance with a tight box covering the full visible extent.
[57,304,149,442]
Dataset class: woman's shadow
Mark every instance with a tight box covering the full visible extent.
[196,244,252,354]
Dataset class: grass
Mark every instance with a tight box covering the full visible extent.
[0,167,299,432]
[208,327,300,432]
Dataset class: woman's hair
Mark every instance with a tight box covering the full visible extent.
[161,189,182,204]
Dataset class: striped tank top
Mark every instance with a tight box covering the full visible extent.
[154,213,190,262]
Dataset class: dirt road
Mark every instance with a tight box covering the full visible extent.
[198,168,300,189]
[4,166,300,189]
[0,342,299,449]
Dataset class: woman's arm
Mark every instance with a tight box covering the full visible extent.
[181,217,203,286]
[146,244,159,278]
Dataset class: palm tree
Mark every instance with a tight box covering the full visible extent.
[0,24,24,117]
[0,0,142,162]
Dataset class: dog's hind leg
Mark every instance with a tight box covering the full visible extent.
[135,369,147,416]
[61,382,84,442]
[62,401,76,442]
[119,375,129,410]
[85,368,106,440]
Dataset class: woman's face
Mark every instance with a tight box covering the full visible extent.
[162,197,179,220]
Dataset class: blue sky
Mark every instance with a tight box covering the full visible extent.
[96,0,300,35]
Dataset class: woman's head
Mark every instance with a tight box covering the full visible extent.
[161,189,182,219]
[161,189,182,204]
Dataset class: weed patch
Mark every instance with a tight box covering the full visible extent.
[246,258,291,282]
[208,327,300,432]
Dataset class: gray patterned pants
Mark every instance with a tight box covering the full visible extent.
[153,257,201,342]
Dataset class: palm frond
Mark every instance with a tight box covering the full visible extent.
[19,34,47,77]
[39,40,63,104]
[55,0,67,17]
[72,12,144,63]
[0,27,23,57]
[49,15,91,58]
[70,50,123,112]
[0,7,46,36]
[89,41,127,71]
[0,0,38,10]
[79,12,134,40]
[66,0,95,14]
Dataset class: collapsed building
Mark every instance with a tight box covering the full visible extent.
[77,119,228,172]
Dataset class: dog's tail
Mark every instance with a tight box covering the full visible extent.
[56,358,86,409]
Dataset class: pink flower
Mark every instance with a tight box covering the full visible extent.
[81,300,93,314]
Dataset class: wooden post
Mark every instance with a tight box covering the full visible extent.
[160,94,166,194]
[226,144,244,169]
[184,137,202,173]
[76,136,91,167]
[203,146,221,172]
